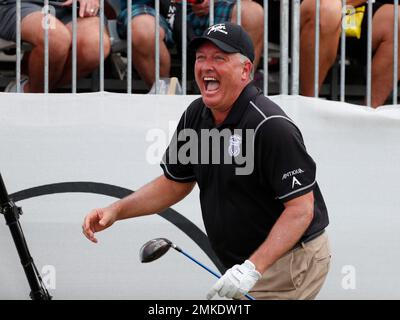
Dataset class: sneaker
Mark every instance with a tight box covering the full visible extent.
[4,75,29,92]
[148,77,183,95]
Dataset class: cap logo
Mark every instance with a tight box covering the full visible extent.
[207,23,228,35]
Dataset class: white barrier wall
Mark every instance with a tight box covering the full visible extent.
[0,92,399,299]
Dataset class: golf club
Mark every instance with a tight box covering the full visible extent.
[139,237,256,300]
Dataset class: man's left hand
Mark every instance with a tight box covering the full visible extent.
[207,260,262,300]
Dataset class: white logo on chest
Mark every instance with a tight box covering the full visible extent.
[228,134,242,157]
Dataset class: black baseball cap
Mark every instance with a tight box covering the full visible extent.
[189,22,255,63]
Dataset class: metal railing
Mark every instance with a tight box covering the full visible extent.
[2,0,399,107]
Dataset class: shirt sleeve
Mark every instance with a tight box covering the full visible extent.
[256,117,317,202]
[160,110,197,183]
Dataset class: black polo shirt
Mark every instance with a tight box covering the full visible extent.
[161,83,329,268]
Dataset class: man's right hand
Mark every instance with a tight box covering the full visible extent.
[82,207,117,243]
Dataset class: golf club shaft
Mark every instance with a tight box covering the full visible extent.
[174,247,256,301]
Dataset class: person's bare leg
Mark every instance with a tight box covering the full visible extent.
[56,17,111,87]
[130,14,170,88]
[21,12,71,92]
[231,1,264,70]
[370,5,400,108]
[300,0,341,96]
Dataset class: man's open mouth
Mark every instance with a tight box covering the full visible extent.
[204,77,220,92]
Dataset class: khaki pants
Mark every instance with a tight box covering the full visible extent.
[246,232,331,300]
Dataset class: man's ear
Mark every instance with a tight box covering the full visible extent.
[242,61,253,80]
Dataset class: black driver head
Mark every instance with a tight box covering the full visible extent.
[139,238,173,263]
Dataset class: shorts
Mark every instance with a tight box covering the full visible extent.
[116,0,236,47]
[117,4,175,47]
[0,2,72,41]
[345,2,386,63]
[188,0,236,37]
[0,1,108,42]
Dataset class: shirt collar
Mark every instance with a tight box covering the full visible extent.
[201,83,261,128]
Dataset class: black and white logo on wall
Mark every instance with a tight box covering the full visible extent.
[8,181,226,274]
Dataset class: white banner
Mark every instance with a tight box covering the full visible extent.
[0,92,399,299]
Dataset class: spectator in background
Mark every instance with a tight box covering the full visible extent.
[345,0,400,107]
[116,0,173,89]
[0,0,111,92]
[260,0,399,108]
[257,0,342,98]
[298,0,342,98]
[186,0,264,70]
[301,0,400,108]
[117,0,264,89]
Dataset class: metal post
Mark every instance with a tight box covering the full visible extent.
[44,0,49,93]
[127,0,132,94]
[393,0,398,104]
[182,0,187,94]
[263,0,268,95]
[16,0,21,93]
[314,0,320,98]
[340,1,346,102]
[72,0,77,93]
[280,0,289,95]
[210,0,214,26]
[367,0,372,107]
[237,0,241,25]
[100,0,105,92]
[155,0,160,94]
[291,0,300,95]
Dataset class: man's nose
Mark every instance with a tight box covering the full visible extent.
[201,57,214,71]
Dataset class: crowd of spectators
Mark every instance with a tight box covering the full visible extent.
[0,0,399,107]
[0,0,110,92]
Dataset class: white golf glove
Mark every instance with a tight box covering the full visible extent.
[207,260,262,300]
